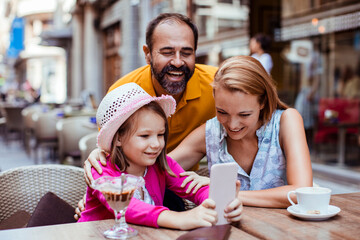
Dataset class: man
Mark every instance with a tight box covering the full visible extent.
[75,13,218,219]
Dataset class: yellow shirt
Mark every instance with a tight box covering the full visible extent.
[108,64,218,170]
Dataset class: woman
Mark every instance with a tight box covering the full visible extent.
[174,56,312,208]
[249,33,273,74]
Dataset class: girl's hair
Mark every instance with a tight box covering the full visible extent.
[109,101,175,177]
[213,55,288,125]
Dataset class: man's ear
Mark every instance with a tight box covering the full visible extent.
[143,45,151,65]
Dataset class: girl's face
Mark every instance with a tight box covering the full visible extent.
[117,108,166,176]
[214,86,263,141]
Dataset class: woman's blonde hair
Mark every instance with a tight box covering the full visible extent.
[213,55,288,124]
[109,101,175,177]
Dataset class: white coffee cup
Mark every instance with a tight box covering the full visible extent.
[287,187,331,214]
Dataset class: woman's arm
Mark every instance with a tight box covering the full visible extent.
[168,124,207,170]
[238,108,313,208]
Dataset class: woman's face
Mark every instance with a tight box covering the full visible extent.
[214,86,263,141]
[116,108,166,176]
[249,38,260,53]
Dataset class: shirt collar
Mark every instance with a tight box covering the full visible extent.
[141,66,157,96]
[176,67,202,110]
[184,67,202,100]
[142,65,202,109]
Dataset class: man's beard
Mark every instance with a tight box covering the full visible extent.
[150,61,194,95]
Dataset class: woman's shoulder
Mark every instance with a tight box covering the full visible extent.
[206,116,220,127]
[206,117,222,136]
[279,108,302,122]
[278,108,304,132]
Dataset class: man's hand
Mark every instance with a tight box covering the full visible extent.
[83,148,108,186]
[180,171,210,194]
[74,194,86,221]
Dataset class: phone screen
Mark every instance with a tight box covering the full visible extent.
[209,162,238,225]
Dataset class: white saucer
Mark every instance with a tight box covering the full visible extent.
[287,205,341,221]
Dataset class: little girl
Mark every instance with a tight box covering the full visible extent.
[78,83,242,229]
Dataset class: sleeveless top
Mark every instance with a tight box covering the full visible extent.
[205,110,287,190]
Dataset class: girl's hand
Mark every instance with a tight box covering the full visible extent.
[224,180,243,223]
[158,199,217,230]
[178,199,217,230]
[180,171,210,194]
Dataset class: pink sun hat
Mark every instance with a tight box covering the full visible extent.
[96,83,176,152]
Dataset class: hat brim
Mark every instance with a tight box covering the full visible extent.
[97,95,176,153]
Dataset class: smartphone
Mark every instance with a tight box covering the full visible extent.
[209,162,238,225]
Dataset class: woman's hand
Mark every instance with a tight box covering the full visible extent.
[83,148,108,186]
[180,171,210,194]
[74,194,86,220]
[224,180,243,223]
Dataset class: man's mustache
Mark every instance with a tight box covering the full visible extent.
[161,65,190,74]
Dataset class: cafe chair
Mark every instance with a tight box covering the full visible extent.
[0,103,25,143]
[32,110,60,164]
[0,111,6,140]
[79,132,98,166]
[56,117,97,166]
[313,98,360,163]
[0,164,86,228]
[21,104,45,155]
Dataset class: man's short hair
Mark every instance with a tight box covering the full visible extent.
[146,13,198,52]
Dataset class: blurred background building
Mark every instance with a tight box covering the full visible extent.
[0,0,359,184]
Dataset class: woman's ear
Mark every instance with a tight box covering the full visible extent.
[260,101,265,110]
[259,95,267,110]
[143,45,151,65]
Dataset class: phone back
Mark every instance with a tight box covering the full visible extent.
[209,162,238,225]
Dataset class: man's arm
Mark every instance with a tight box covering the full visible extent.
[83,147,108,186]
[168,124,207,170]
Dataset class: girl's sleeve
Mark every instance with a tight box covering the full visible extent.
[87,167,120,217]
[87,186,169,228]
[125,198,169,228]
[165,156,209,205]
[89,187,115,214]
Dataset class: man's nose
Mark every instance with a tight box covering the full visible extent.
[170,53,184,68]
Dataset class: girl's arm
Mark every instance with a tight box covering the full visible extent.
[157,195,242,230]
[157,199,217,230]
[238,108,313,208]
[168,124,207,170]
